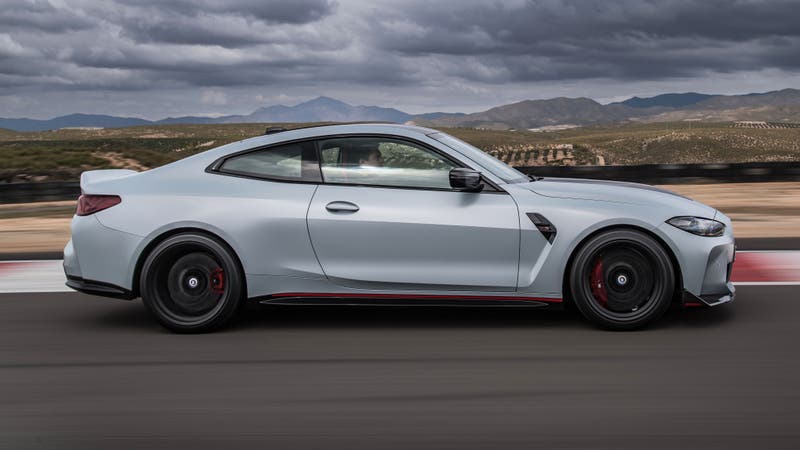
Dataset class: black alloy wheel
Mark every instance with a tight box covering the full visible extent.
[140,233,244,333]
[569,229,675,330]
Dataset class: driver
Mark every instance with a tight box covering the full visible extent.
[349,145,384,167]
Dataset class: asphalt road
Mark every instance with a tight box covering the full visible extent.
[1,287,799,449]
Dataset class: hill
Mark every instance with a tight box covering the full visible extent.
[242,96,412,123]
[430,97,631,129]
[428,89,800,129]
[0,114,152,132]
[0,97,414,131]
[618,93,715,108]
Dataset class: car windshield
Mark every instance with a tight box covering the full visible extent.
[428,132,528,184]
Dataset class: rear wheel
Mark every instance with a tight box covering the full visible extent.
[569,229,675,330]
[140,233,243,333]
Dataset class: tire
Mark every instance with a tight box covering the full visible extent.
[569,229,675,330]
[140,233,244,333]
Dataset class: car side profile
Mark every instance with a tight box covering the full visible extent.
[64,124,735,332]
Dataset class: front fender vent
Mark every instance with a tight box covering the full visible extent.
[526,213,557,243]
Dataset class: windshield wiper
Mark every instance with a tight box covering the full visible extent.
[528,174,543,182]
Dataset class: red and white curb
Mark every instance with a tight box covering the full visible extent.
[730,251,800,286]
[1,251,799,294]
[0,260,68,293]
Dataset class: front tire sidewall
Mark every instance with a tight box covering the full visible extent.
[569,229,675,330]
[140,233,243,333]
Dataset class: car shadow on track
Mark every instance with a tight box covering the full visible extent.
[83,298,736,333]
[234,303,735,332]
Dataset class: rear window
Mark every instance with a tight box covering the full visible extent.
[219,141,321,182]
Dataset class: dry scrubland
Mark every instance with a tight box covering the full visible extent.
[1,121,800,181]
[1,121,798,253]
[463,122,800,166]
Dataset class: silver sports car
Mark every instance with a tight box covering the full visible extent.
[64,124,735,332]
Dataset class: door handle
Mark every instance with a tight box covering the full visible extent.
[325,201,360,213]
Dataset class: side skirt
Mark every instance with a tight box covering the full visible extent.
[256,292,562,308]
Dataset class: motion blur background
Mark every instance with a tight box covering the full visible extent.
[1,0,800,448]
[2,0,800,253]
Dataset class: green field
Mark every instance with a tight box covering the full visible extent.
[1,121,799,182]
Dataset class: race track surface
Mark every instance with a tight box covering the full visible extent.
[1,286,799,449]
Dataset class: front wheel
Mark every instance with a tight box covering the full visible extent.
[140,233,244,333]
[569,229,675,330]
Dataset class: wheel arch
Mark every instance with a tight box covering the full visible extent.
[560,224,684,307]
[130,226,246,298]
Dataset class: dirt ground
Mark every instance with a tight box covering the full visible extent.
[0,182,798,255]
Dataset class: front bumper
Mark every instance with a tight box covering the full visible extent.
[683,281,735,307]
[657,214,736,307]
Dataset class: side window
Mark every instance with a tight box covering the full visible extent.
[219,141,321,182]
[318,137,456,189]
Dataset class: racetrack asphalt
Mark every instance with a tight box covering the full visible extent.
[1,286,799,449]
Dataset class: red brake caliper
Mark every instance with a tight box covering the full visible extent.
[210,268,225,295]
[590,258,608,306]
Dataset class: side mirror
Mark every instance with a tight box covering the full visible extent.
[449,168,484,192]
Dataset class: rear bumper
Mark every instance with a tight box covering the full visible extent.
[63,214,144,292]
[65,275,135,300]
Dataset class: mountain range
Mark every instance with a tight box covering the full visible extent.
[428,89,800,129]
[1,90,799,132]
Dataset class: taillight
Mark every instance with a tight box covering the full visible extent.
[76,194,121,216]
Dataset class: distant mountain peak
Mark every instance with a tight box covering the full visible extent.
[244,95,410,123]
[300,96,351,107]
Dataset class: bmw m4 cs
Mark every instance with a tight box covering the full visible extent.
[64,124,735,332]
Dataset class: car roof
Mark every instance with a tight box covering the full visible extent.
[250,123,440,143]
[159,123,445,173]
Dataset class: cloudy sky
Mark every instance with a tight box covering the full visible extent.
[1,0,799,119]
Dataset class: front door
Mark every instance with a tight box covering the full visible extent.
[306,136,520,291]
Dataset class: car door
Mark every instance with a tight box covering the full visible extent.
[210,139,325,279]
[306,136,520,292]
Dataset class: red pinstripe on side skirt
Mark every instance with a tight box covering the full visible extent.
[269,292,563,303]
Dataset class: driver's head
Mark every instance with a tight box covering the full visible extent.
[350,145,383,167]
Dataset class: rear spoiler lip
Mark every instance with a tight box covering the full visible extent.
[80,169,137,193]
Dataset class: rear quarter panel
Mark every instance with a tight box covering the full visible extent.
[90,167,325,290]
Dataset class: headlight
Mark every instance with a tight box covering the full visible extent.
[667,216,725,237]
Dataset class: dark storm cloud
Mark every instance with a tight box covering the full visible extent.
[117,0,338,25]
[0,0,799,118]
[368,0,800,82]
[0,0,347,91]
[373,0,800,52]
[0,0,96,33]
[116,0,339,47]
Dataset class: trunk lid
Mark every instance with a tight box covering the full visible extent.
[79,169,137,193]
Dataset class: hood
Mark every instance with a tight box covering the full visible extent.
[518,177,717,217]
